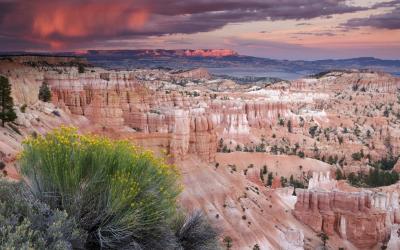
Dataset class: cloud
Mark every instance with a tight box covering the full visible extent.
[296,23,312,26]
[344,0,400,30]
[0,0,366,50]
[292,31,337,37]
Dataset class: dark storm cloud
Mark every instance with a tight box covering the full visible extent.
[344,0,400,30]
[0,0,366,50]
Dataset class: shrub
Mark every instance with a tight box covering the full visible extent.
[346,169,399,188]
[223,236,233,249]
[255,143,266,152]
[309,125,318,138]
[289,175,305,189]
[351,151,364,161]
[222,145,230,153]
[0,161,5,170]
[174,211,219,250]
[52,110,61,117]
[336,169,344,180]
[20,104,27,113]
[297,151,305,158]
[371,156,398,171]
[318,231,329,248]
[262,165,267,175]
[366,168,399,187]
[278,118,285,126]
[259,169,264,182]
[0,180,85,249]
[20,127,182,249]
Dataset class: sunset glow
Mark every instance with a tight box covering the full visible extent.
[0,0,399,59]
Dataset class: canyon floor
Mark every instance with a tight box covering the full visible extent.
[1,56,400,249]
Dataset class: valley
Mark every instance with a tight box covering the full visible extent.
[1,55,400,249]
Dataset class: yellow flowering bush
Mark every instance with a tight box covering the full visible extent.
[20,126,181,249]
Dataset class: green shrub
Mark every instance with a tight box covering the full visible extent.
[289,175,305,189]
[20,104,27,113]
[297,151,305,158]
[371,156,398,171]
[20,127,181,249]
[0,180,85,249]
[223,236,233,249]
[173,211,219,250]
[351,151,364,161]
[346,169,399,188]
[255,143,266,152]
[262,165,267,175]
[336,168,344,180]
[309,125,318,138]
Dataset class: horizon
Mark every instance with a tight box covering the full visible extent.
[0,0,399,60]
[0,48,399,62]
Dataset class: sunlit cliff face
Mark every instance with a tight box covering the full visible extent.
[0,0,399,59]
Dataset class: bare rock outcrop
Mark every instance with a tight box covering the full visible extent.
[294,189,389,248]
[43,70,294,162]
[294,172,400,249]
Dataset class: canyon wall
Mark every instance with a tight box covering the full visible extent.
[292,71,400,92]
[294,172,400,248]
[44,70,291,162]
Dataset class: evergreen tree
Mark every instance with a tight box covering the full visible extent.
[318,232,329,249]
[38,82,51,102]
[287,119,293,133]
[335,168,344,180]
[0,76,17,127]
[267,172,274,186]
[78,64,85,74]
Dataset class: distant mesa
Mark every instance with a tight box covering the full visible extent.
[182,49,238,57]
[82,49,239,58]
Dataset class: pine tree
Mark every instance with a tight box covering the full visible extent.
[38,82,51,102]
[287,119,293,133]
[0,76,17,127]
[78,64,85,74]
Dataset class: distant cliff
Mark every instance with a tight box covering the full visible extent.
[2,50,400,79]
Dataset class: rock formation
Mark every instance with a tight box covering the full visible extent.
[2,57,400,249]
[41,70,294,162]
[294,172,400,248]
[308,172,338,191]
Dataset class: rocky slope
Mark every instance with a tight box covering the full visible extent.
[1,56,400,249]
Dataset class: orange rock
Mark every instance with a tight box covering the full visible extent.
[271,176,282,189]
[294,189,390,248]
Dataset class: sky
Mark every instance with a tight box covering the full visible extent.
[0,0,399,60]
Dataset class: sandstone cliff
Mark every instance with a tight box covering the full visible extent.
[294,172,400,249]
